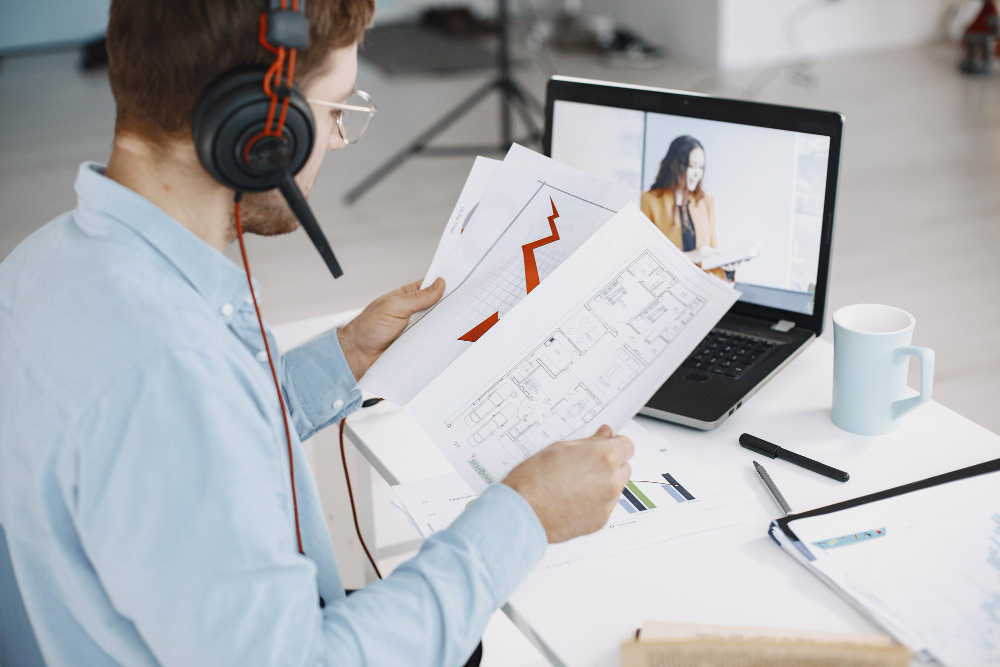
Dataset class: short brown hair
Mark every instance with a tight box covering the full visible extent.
[107,0,373,140]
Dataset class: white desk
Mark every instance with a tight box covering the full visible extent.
[274,315,1000,667]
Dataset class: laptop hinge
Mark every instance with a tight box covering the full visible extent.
[771,319,795,333]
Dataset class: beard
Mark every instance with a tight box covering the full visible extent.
[234,159,320,237]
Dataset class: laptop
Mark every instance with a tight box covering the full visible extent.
[544,76,843,430]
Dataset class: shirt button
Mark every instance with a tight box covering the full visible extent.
[333,399,344,411]
[256,351,269,363]
[221,303,235,317]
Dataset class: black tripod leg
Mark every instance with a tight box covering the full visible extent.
[344,79,501,204]
[506,84,543,145]
[510,79,545,116]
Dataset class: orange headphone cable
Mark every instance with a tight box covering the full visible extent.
[340,419,383,579]
[233,196,381,581]
[233,196,305,555]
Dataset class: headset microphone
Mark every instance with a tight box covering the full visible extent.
[277,171,343,278]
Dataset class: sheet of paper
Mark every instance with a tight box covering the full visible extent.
[359,149,635,406]
[784,469,1000,665]
[392,420,757,582]
[408,202,739,493]
[421,144,587,290]
[699,243,763,271]
[420,157,502,290]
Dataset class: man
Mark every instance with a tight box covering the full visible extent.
[0,1,634,665]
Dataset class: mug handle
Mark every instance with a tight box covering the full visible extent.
[891,345,935,420]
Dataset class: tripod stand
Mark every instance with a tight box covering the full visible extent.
[344,0,545,204]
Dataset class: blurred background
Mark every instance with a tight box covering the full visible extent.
[3,0,997,428]
[3,2,999,663]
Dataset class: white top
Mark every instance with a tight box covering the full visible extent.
[274,314,1000,667]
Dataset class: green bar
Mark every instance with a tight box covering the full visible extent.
[625,481,656,510]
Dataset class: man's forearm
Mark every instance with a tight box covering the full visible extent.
[318,483,546,666]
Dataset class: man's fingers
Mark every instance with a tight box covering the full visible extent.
[592,424,613,439]
[613,461,632,488]
[613,435,635,461]
[598,435,634,466]
[381,279,423,300]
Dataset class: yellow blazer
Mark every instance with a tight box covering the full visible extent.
[640,189,727,281]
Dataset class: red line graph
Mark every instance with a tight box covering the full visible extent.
[458,310,498,342]
[522,197,560,294]
[457,197,561,342]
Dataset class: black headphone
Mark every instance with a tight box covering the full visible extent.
[192,0,343,278]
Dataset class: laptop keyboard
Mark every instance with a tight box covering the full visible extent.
[680,330,777,380]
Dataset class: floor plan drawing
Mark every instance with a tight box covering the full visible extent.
[408,202,739,493]
[445,248,710,484]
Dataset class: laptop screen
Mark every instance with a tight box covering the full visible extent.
[551,99,832,316]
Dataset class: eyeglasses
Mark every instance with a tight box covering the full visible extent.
[307,90,377,145]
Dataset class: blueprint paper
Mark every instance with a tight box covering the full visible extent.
[392,420,757,582]
[407,202,740,493]
[360,149,634,405]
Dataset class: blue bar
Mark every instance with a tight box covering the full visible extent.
[662,484,686,503]
[619,498,636,514]
[621,487,646,512]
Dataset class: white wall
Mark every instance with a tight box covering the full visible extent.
[589,0,948,70]
[717,0,949,70]
[0,0,109,52]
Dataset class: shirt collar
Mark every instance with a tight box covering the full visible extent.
[74,162,254,312]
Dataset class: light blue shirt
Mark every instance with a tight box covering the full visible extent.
[0,164,546,666]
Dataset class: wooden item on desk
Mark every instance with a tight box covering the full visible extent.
[620,621,910,667]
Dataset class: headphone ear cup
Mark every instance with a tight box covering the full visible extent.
[192,66,315,192]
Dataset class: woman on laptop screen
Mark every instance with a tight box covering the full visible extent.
[640,135,735,282]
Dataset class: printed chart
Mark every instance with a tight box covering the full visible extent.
[392,420,757,582]
[445,185,609,344]
[619,473,696,515]
[460,196,563,341]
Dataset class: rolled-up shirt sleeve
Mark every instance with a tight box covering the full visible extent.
[71,347,547,667]
[279,328,362,441]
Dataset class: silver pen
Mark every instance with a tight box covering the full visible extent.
[753,460,793,516]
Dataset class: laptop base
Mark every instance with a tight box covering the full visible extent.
[641,313,815,430]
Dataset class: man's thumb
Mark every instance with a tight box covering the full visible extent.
[407,277,445,311]
[593,424,613,439]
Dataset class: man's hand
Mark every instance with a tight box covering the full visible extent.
[502,425,634,544]
[338,278,445,381]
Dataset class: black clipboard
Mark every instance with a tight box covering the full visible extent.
[769,456,1000,558]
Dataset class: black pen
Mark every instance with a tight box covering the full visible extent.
[739,433,849,483]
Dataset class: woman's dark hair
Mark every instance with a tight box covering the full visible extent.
[649,135,705,199]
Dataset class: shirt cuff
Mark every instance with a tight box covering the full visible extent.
[445,483,547,603]
[280,328,362,441]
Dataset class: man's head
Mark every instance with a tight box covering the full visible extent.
[106,0,374,235]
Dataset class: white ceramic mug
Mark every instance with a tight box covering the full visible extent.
[832,304,934,435]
